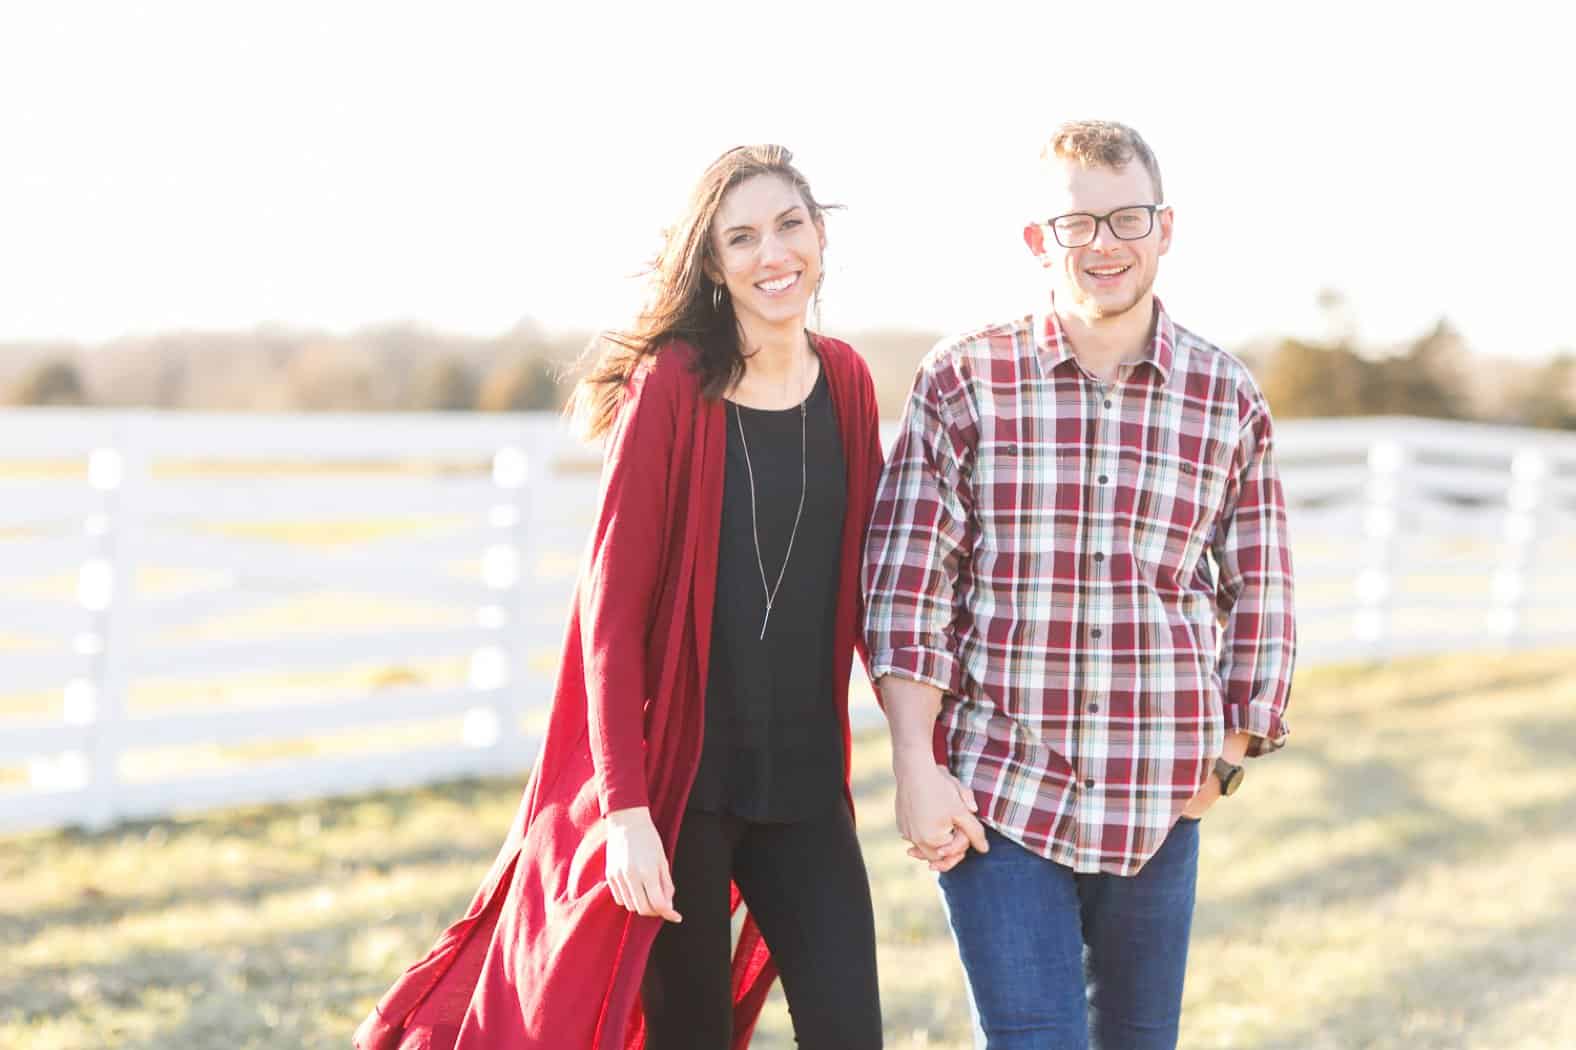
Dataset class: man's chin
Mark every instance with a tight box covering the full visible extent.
[1077,293,1142,322]
[1069,280,1155,322]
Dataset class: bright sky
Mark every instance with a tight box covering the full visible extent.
[2,2,1570,360]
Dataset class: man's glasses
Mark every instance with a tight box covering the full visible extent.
[1036,204,1166,248]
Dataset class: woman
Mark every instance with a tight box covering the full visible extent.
[354,145,886,1050]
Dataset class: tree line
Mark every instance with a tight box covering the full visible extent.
[4,306,1573,429]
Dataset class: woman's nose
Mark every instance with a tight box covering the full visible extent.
[759,231,791,265]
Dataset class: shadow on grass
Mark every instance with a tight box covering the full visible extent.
[1198,716,1576,942]
[1510,716,1576,766]
[13,908,404,1050]
[1256,884,1576,1050]
[6,893,442,1028]
[1200,786,1576,941]
[0,777,524,964]
[0,836,499,942]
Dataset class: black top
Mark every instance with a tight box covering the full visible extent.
[688,366,848,822]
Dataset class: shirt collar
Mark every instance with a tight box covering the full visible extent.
[1034,296,1175,382]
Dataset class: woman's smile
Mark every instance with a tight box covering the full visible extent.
[755,271,801,295]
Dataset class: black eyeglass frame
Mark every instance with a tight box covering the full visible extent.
[1036,204,1169,248]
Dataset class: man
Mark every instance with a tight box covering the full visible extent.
[863,120,1296,1050]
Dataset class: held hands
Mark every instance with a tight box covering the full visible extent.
[604,806,683,923]
[894,756,989,873]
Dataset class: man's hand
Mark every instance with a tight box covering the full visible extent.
[894,755,989,873]
[1180,773,1220,819]
[877,674,989,872]
[604,806,682,923]
[1181,729,1253,820]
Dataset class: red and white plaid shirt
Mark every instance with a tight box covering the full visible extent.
[863,299,1296,875]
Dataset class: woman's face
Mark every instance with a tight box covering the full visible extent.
[708,173,825,332]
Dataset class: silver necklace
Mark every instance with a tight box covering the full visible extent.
[731,360,809,641]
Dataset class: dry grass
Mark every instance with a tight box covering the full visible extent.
[3,648,1575,1049]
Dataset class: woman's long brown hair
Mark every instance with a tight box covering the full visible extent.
[567,145,835,440]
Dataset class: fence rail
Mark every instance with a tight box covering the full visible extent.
[2,410,1574,833]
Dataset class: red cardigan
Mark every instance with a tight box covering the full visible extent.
[353,335,885,1050]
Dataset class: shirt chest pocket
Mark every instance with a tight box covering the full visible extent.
[972,442,1079,555]
[1128,450,1233,579]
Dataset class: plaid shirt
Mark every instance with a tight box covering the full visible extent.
[863,299,1296,875]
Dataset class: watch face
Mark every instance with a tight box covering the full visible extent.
[1219,764,1244,796]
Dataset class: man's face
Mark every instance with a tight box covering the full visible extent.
[1023,159,1172,322]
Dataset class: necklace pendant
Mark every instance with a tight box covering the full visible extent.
[731,394,806,647]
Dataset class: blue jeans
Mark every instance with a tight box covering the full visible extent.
[938,818,1200,1050]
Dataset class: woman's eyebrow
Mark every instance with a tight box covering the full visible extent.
[720,206,805,237]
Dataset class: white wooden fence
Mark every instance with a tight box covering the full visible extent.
[2,411,1573,834]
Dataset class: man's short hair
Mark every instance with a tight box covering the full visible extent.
[1040,121,1164,204]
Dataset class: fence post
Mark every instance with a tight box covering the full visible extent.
[477,431,538,771]
[1490,447,1546,644]
[81,413,149,830]
[1355,438,1407,661]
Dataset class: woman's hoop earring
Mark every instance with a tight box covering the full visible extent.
[712,283,725,312]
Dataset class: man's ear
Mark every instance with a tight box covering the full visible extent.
[1023,223,1046,258]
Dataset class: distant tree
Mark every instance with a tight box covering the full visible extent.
[836,328,944,418]
[12,358,90,406]
[1259,315,1472,421]
[88,338,192,408]
[153,344,192,408]
[409,354,479,411]
[285,341,376,411]
[477,355,564,412]
[1504,352,1576,429]
[1258,338,1375,418]
[358,321,457,409]
[1370,318,1469,419]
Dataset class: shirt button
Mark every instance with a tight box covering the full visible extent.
[1088,702,1101,714]
[1005,443,1019,456]
[1091,628,1103,639]
[1093,552,1106,563]
[1084,777,1096,789]
[1103,399,1113,409]
[1098,474,1109,485]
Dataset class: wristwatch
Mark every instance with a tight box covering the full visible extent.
[1213,757,1244,797]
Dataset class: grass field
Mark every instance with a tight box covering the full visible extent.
[3,648,1575,1049]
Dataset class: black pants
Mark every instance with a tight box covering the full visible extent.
[642,802,883,1049]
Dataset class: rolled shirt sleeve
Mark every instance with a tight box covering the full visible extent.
[1211,393,1297,757]
[863,355,974,695]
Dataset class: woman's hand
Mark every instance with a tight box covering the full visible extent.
[895,756,988,873]
[604,806,683,923]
